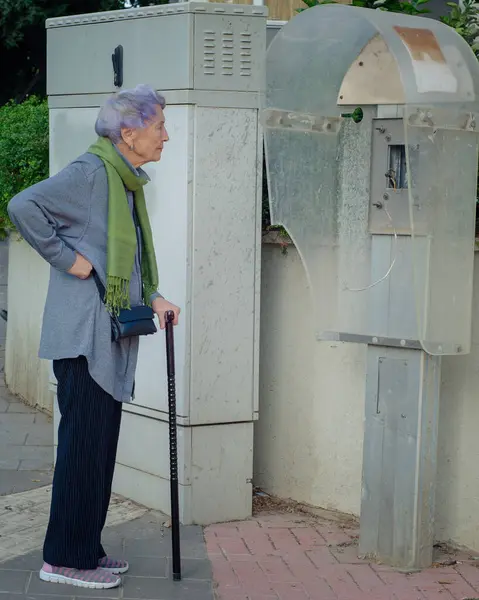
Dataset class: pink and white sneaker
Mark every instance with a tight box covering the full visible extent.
[39,563,121,589]
[98,556,129,574]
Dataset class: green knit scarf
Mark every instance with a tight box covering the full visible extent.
[88,137,158,315]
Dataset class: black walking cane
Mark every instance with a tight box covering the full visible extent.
[165,310,181,581]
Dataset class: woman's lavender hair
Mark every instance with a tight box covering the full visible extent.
[95,84,166,143]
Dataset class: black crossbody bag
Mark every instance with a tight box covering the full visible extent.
[92,271,157,342]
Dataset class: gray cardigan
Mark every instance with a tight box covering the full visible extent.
[8,152,160,403]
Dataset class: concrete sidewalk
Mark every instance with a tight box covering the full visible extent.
[0,239,53,497]
[0,383,215,600]
[0,350,215,599]
[0,510,214,599]
[0,236,54,496]
[0,390,54,496]
[0,378,214,598]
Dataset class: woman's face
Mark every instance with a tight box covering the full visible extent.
[121,105,169,166]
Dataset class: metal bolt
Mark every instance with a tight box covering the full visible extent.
[383,193,389,201]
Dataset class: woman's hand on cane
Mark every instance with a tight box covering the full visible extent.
[152,297,180,329]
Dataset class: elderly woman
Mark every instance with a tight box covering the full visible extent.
[8,84,179,589]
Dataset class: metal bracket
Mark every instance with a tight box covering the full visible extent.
[262,109,342,134]
[318,331,422,350]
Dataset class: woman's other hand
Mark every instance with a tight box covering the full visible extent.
[68,253,93,280]
[152,297,180,330]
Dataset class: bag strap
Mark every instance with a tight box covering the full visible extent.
[91,199,140,308]
[91,270,107,304]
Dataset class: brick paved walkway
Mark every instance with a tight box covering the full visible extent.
[206,513,479,600]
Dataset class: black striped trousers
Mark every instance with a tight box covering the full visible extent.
[43,356,122,570]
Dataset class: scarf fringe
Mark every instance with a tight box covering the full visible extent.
[105,276,130,315]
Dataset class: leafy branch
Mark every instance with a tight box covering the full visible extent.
[297,0,430,15]
[441,0,479,58]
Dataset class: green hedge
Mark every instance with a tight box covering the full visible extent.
[0,97,49,237]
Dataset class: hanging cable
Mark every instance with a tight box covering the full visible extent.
[344,175,398,293]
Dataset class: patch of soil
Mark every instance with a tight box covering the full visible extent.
[252,487,358,530]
